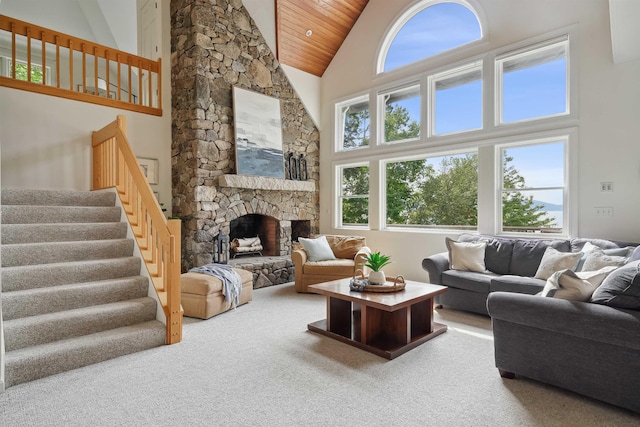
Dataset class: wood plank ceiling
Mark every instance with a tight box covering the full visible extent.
[275,0,369,77]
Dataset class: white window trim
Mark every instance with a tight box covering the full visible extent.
[492,129,577,238]
[375,0,488,76]
[428,60,483,137]
[381,148,479,232]
[334,94,370,153]
[333,25,579,234]
[3,57,52,85]
[335,162,371,229]
[495,36,570,126]
[377,82,422,145]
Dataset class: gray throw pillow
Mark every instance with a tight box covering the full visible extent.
[591,261,640,310]
[509,239,571,277]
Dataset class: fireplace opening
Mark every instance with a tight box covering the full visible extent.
[230,214,278,257]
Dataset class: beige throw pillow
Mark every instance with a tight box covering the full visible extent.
[445,237,487,273]
[534,247,581,280]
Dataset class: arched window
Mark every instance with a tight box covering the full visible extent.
[379,1,483,73]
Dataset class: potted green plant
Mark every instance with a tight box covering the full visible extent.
[365,251,392,285]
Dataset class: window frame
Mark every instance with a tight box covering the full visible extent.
[495,36,570,126]
[382,149,479,231]
[335,94,371,152]
[495,132,575,237]
[377,82,422,145]
[336,162,371,229]
[376,0,486,75]
[333,25,578,236]
[428,60,483,137]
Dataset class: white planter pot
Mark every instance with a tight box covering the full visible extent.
[368,270,386,285]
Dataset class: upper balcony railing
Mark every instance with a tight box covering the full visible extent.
[0,15,162,116]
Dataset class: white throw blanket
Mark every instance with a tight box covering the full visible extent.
[189,263,242,308]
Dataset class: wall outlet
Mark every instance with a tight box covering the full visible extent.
[594,206,613,217]
[600,182,613,192]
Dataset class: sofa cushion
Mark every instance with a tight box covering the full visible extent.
[299,235,337,262]
[445,237,487,273]
[327,235,366,259]
[458,234,514,275]
[591,260,640,310]
[490,275,546,295]
[303,259,355,276]
[534,247,581,280]
[442,269,496,294]
[509,239,571,277]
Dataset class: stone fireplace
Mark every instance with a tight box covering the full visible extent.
[171,0,321,287]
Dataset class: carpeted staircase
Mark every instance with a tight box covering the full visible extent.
[1,188,166,388]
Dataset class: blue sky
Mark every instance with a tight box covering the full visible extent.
[385,2,567,206]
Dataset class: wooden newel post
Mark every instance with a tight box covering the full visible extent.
[167,219,182,344]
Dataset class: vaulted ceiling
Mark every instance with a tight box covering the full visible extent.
[275,0,369,77]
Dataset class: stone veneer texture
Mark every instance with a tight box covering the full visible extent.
[171,0,320,271]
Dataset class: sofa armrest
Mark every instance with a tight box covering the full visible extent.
[292,248,307,268]
[487,292,640,351]
[421,251,449,285]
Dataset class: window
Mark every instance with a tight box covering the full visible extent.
[380,84,421,144]
[5,58,50,85]
[385,152,477,229]
[431,62,482,135]
[497,39,568,124]
[339,164,369,227]
[500,140,566,234]
[336,96,370,151]
[380,1,482,73]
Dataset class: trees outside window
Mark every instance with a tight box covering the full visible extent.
[339,164,369,226]
[337,97,369,150]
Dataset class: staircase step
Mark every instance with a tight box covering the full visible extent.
[2,239,134,267]
[1,222,128,244]
[2,276,149,320]
[1,205,122,224]
[4,297,158,351]
[1,257,141,292]
[1,188,116,207]
[4,320,166,388]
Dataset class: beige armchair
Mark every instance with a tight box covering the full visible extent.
[292,234,371,293]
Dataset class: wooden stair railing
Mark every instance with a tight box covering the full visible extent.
[92,116,181,344]
[0,15,162,116]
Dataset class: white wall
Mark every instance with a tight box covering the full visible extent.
[320,0,640,281]
[0,0,173,213]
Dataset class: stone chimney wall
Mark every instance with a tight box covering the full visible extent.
[171,0,320,270]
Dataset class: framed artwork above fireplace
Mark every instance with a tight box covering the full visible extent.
[232,86,285,178]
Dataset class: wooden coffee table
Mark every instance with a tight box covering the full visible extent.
[308,278,447,359]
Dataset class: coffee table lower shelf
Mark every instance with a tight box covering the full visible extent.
[308,319,447,360]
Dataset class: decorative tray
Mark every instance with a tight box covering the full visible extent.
[349,270,406,293]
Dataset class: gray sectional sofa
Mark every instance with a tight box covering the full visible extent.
[421,234,636,315]
[422,233,640,413]
[488,261,640,413]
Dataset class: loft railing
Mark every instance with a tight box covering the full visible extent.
[92,116,181,344]
[0,15,162,116]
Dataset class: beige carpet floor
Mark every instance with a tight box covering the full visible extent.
[1,283,639,426]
